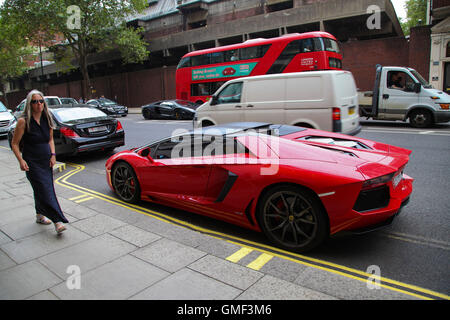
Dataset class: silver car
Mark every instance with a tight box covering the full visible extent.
[0,101,17,138]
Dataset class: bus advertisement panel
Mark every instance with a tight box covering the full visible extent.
[176,31,342,104]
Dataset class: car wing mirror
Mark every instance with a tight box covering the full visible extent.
[140,148,154,163]
[210,95,218,106]
[414,83,421,93]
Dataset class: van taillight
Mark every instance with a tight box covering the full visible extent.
[60,127,79,137]
[332,108,341,121]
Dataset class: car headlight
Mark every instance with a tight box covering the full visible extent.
[108,107,115,112]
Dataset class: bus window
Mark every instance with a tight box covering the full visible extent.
[192,54,210,67]
[225,49,239,62]
[267,40,301,74]
[177,56,191,69]
[191,81,226,97]
[322,38,340,53]
[210,52,224,64]
[240,44,271,60]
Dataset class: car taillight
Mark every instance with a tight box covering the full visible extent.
[332,108,341,121]
[60,127,79,138]
[116,121,123,132]
[362,172,395,190]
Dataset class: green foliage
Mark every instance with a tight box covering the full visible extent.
[0,13,32,92]
[0,0,149,97]
[400,0,427,35]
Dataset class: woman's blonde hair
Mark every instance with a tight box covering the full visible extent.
[22,89,55,131]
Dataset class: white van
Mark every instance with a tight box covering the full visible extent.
[194,70,361,135]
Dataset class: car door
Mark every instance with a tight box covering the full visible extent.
[139,136,211,199]
[381,71,419,120]
[158,102,175,118]
[210,82,244,124]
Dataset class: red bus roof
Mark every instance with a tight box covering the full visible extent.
[182,31,337,58]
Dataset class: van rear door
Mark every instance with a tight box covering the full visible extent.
[333,72,360,135]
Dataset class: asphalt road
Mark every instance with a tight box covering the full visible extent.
[1,114,449,297]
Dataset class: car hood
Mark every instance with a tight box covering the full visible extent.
[0,112,14,121]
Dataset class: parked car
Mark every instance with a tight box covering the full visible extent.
[60,97,79,104]
[8,104,124,156]
[14,96,62,119]
[0,101,17,138]
[141,99,199,120]
[105,122,413,252]
[86,98,128,117]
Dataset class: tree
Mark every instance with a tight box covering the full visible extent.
[400,0,428,36]
[1,0,149,100]
[0,14,32,108]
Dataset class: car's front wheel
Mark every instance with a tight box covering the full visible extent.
[257,185,328,252]
[111,162,141,203]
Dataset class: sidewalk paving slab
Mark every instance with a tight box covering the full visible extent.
[50,254,170,300]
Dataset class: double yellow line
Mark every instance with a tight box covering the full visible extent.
[55,163,449,301]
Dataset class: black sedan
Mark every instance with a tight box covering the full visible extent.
[141,100,199,120]
[9,104,124,156]
[86,98,128,117]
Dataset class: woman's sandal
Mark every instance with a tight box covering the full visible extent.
[36,214,52,225]
[55,222,66,234]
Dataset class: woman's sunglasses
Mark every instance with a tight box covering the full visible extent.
[31,99,45,104]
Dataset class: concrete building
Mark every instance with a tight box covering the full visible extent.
[0,0,437,108]
[429,0,450,93]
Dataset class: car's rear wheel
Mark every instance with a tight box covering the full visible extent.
[409,109,433,128]
[111,162,140,203]
[257,185,328,252]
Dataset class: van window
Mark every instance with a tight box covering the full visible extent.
[216,82,242,104]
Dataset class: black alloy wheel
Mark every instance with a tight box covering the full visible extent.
[143,109,151,120]
[112,162,141,203]
[257,186,328,252]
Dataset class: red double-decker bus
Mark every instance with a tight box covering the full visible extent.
[176,31,342,104]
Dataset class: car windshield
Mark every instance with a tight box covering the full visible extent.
[99,98,117,106]
[409,69,433,88]
[45,98,61,105]
[52,107,108,123]
[61,98,77,104]
[0,102,7,112]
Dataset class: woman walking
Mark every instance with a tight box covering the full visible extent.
[11,90,68,234]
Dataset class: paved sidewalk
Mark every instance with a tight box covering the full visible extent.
[0,147,417,301]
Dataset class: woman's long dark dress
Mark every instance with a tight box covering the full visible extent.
[22,113,68,224]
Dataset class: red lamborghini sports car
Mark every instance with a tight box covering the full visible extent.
[105,122,413,252]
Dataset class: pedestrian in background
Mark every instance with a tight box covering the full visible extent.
[11,89,68,234]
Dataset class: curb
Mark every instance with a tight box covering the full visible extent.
[53,162,67,175]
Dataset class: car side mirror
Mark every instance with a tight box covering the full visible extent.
[210,95,218,106]
[414,83,421,93]
[140,148,153,162]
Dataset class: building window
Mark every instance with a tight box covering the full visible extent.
[446,41,450,57]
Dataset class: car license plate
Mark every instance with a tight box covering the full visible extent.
[89,126,107,133]
[348,106,355,115]
[393,172,403,188]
